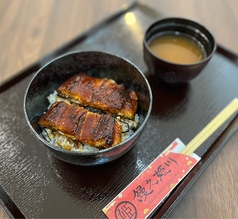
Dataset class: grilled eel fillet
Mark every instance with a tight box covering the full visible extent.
[57,73,138,119]
[38,101,122,148]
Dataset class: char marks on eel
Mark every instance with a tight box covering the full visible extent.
[38,101,122,148]
[57,73,138,119]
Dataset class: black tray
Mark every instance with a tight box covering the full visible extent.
[1,2,238,218]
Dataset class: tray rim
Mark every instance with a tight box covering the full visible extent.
[1,1,238,218]
[0,1,137,93]
[1,1,238,93]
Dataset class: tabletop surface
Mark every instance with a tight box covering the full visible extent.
[1,0,238,218]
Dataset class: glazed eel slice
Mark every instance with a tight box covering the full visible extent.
[38,101,122,148]
[57,73,138,119]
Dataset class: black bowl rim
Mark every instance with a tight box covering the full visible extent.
[24,50,153,156]
[143,17,217,66]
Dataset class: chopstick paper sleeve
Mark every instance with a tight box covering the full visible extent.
[102,138,200,219]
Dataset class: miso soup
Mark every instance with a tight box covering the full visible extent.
[149,33,206,64]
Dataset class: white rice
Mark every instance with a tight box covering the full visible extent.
[42,91,139,152]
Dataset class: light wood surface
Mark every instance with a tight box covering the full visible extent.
[0,204,8,219]
[1,0,238,218]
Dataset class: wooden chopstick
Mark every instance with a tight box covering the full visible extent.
[181,98,238,156]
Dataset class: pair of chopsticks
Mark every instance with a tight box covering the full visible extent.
[181,98,238,156]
